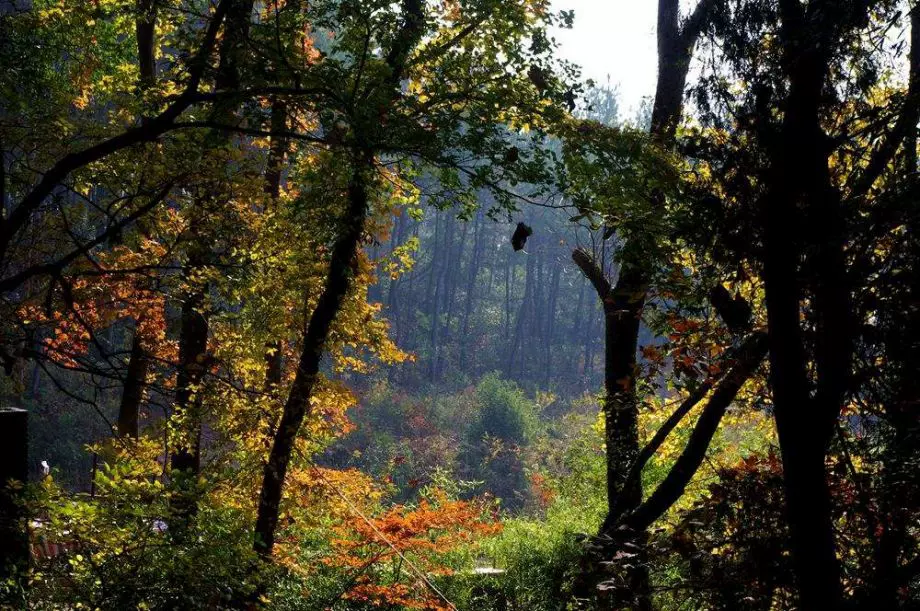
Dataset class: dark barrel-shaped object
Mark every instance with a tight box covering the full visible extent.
[0,407,28,581]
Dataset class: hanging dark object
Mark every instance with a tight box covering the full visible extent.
[709,285,753,333]
[563,89,577,112]
[511,222,533,251]
[528,65,548,93]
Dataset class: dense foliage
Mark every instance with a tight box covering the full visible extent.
[0,0,919,610]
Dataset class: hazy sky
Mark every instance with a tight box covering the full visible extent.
[552,0,659,116]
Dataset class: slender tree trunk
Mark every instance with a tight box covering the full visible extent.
[135,0,157,88]
[543,261,561,388]
[568,1,715,605]
[395,220,416,351]
[572,249,643,519]
[582,301,595,380]
[503,247,513,341]
[254,157,372,555]
[571,279,585,379]
[587,0,710,532]
[459,210,483,371]
[438,218,468,375]
[168,0,254,518]
[484,226,496,296]
[263,100,288,394]
[603,269,645,512]
[528,249,545,382]
[520,246,539,380]
[387,216,415,386]
[386,210,408,344]
[872,96,920,604]
[401,222,421,352]
[506,250,534,378]
[590,0,700,527]
[763,3,848,605]
[428,212,443,380]
[169,278,209,520]
[115,0,158,441]
[253,0,426,556]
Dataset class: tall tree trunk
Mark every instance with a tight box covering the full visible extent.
[529,249,545,382]
[135,0,157,88]
[872,25,920,600]
[116,0,158,441]
[117,328,149,438]
[169,277,209,521]
[406,222,421,349]
[572,249,643,518]
[252,0,426,557]
[582,300,596,380]
[263,100,288,394]
[503,247,513,341]
[427,212,443,380]
[591,0,709,530]
[762,3,851,606]
[571,279,586,378]
[169,0,255,524]
[438,218,468,376]
[543,260,561,388]
[506,249,534,379]
[387,216,416,385]
[254,158,372,556]
[569,0,715,605]
[459,210,483,371]
[386,210,408,344]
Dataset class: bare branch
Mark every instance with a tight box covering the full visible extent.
[624,331,768,532]
[572,247,612,298]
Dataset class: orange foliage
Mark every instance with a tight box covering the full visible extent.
[346,580,453,611]
[530,472,555,510]
[663,312,735,381]
[21,241,175,367]
[327,490,501,609]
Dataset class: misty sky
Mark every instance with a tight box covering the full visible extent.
[552,0,659,116]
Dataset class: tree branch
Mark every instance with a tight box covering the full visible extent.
[0,181,175,294]
[1,0,230,255]
[624,331,768,532]
[610,379,714,522]
[849,6,920,198]
[572,247,612,298]
[680,0,718,50]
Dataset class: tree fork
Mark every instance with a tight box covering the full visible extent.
[624,332,768,532]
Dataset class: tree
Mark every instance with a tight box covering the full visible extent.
[566,0,720,536]
[327,487,500,610]
[559,1,723,605]
[685,1,920,605]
